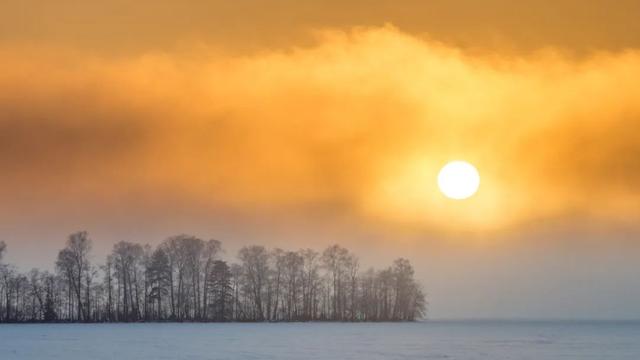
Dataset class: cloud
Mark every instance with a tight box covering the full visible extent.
[1,26,640,233]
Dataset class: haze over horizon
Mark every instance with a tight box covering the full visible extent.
[2,0,640,320]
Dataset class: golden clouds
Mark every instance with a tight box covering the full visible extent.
[1,27,640,232]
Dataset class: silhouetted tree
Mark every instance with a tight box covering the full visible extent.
[0,234,427,323]
[201,239,222,320]
[146,247,171,320]
[238,246,269,321]
[43,291,58,322]
[207,260,233,321]
[56,231,92,321]
[111,241,144,321]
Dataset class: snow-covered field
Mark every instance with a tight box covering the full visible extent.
[1,321,639,359]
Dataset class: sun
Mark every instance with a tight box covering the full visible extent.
[437,161,480,200]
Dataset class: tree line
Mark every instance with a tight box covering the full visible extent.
[0,233,426,323]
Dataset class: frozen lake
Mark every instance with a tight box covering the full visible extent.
[1,321,639,359]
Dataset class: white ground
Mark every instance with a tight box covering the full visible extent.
[1,321,639,359]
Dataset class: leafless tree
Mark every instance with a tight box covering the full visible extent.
[238,246,269,321]
[56,231,92,321]
[207,260,233,321]
[111,241,144,321]
[0,235,427,323]
[146,247,171,320]
[0,241,6,262]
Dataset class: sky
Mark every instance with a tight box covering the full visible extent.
[1,0,640,319]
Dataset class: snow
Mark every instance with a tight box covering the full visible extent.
[1,321,639,359]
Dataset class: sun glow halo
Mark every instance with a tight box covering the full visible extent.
[437,161,480,200]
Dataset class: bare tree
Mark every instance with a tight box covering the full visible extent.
[56,231,92,321]
[207,260,233,321]
[229,263,243,320]
[102,256,114,321]
[1,236,427,323]
[300,249,320,321]
[322,245,351,320]
[43,272,58,322]
[268,248,285,320]
[0,241,6,263]
[162,235,195,320]
[201,239,222,320]
[281,251,303,320]
[111,241,144,321]
[238,246,269,321]
[146,247,171,320]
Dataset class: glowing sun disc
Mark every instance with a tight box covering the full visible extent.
[437,161,480,200]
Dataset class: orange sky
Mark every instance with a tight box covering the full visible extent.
[1,1,640,319]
